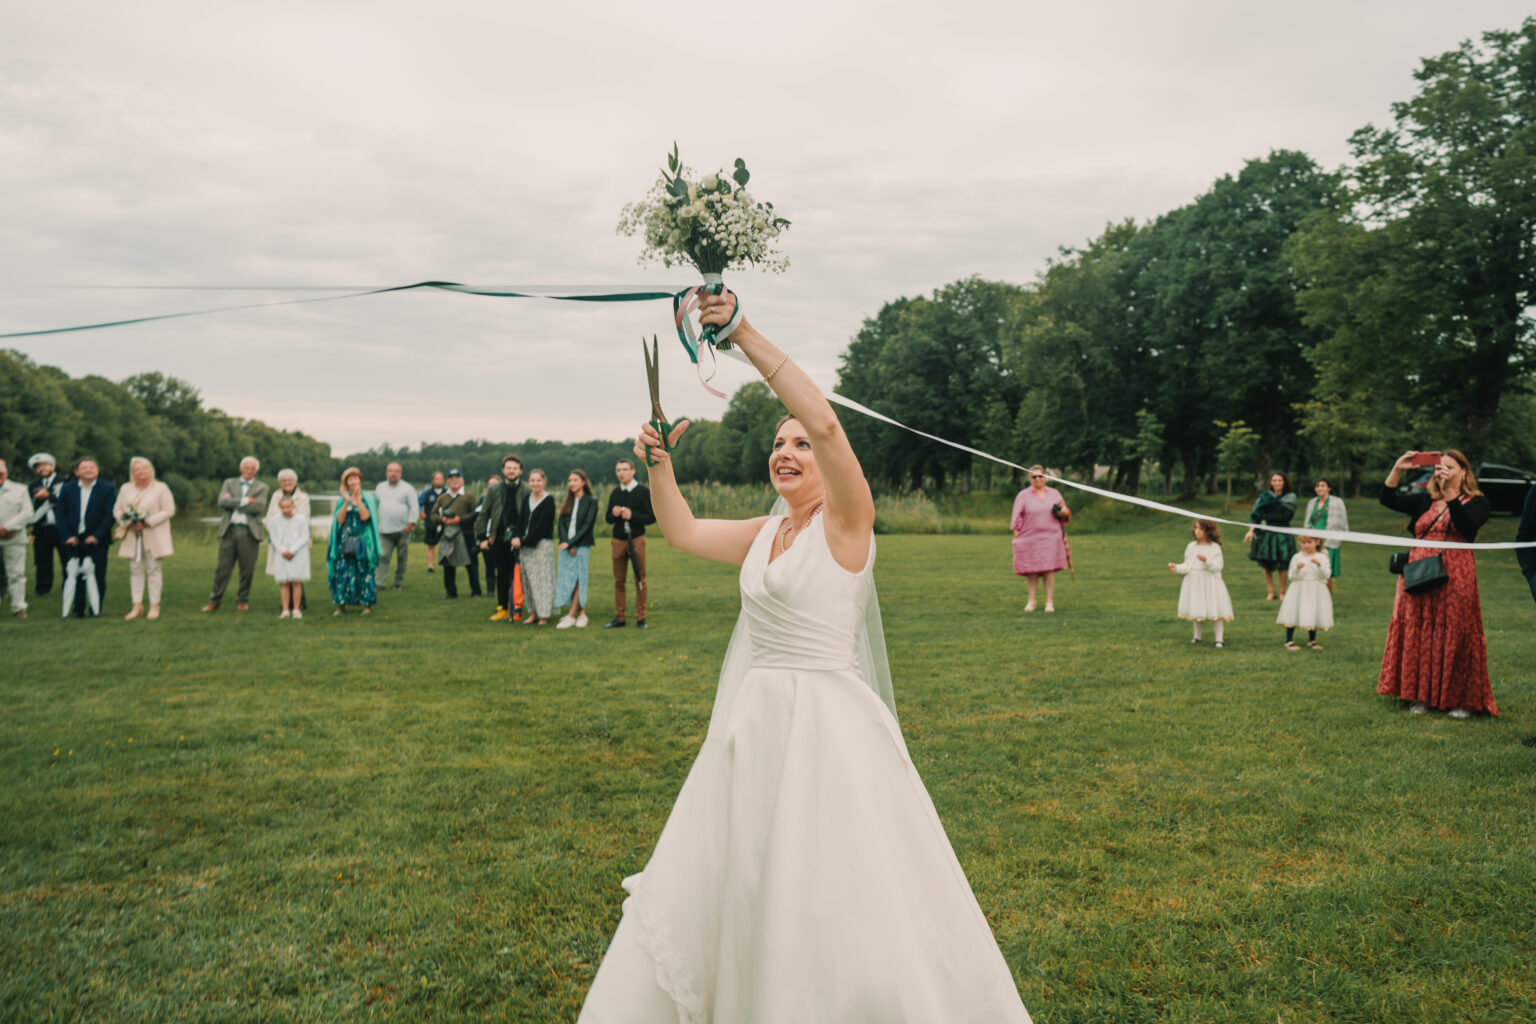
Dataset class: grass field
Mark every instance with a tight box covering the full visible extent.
[3,499,1534,1023]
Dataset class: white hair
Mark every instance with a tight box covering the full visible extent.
[241,455,260,470]
[277,468,299,483]
[130,456,154,474]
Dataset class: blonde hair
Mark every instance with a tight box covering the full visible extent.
[1296,534,1324,548]
[340,466,363,490]
[1427,448,1481,500]
[129,456,155,476]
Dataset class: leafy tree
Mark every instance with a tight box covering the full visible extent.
[1214,420,1259,508]
[1290,18,1536,461]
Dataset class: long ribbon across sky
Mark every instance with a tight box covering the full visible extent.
[8,283,1532,551]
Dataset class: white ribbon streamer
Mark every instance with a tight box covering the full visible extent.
[819,392,1535,550]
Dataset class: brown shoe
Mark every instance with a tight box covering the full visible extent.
[12,610,25,619]
[236,602,249,611]
[201,603,219,613]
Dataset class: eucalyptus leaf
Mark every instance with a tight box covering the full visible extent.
[733,166,750,187]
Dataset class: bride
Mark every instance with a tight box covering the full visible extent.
[579,292,1033,1023]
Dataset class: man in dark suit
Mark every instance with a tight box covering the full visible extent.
[55,456,117,618]
[26,452,67,596]
[202,456,271,612]
[478,455,527,621]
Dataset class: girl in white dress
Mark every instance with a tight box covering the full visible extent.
[265,496,311,619]
[578,293,1033,1023]
[1276,535,1333,650]
[1167,518,1234,647]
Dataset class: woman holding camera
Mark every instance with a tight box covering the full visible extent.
[1011,464,1070,613]
[1377,449,1495,717]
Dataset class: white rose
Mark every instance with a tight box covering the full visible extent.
[701,173,719,190]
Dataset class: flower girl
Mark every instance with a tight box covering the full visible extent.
[1277,535,1333,650]
[1167,519,1235,647]
[265,495,312,619]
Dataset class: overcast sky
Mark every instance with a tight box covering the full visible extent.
[2,1,1528,456]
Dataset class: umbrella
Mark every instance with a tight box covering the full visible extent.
[60,555,101,617]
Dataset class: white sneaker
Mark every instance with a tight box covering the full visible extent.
[1409,701,1430,714]
[292,609,303,620]
[576,613,588,628]
[1044,603,1055,613]
[1448,707,1472,719]
[556,615,575,629]
[280,610,291,619]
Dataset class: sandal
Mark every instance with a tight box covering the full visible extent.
[333,607,345,616]
[1307,641,1323,650]
[1283,641,1301,651]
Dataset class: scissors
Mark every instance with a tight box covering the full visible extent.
[643,334,680,467]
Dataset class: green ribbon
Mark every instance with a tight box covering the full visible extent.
[0,281,687,338]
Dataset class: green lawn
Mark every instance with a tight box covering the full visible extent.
[3,502,1534,1023]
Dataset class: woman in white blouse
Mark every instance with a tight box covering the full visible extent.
[113,456,176,620]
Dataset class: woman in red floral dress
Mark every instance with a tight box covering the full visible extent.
[1377,449,1496,718]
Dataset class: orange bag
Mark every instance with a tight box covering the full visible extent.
[512,564,525,620]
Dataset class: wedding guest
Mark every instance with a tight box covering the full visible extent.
[265,495,312,619]
[479,455,526,619]
[555,469,597,629]
[0,459,31,618]
[327,466,379,615]
[520,469,557,625]
[419,471,446,574]
[112,456,176,621]
[1276,535,1333,650]
[1519,484,1536,606]
[57,457,117,618]
[1378,449,1495,717]
[1302,476,1349,592]
[431,469,476,599]
[476,475,502,603]
[26,453,67,597]
[604,458,655,629]
[264,470,311,578]
[202,456,270,613]
[1011,464,1069,613]
[1244,472,1297,600]
[373,462,417,591]
[1166,518,1232,647]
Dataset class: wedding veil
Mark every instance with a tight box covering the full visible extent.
[706,496,897,735]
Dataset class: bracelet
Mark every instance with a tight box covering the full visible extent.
[762,354,788,382]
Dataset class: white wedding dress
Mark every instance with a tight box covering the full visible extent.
[578,516,1032,1023]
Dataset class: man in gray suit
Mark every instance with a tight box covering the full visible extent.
[202,455,270,612]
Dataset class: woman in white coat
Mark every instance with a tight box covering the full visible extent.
[1302,477,1348,591]
[113,456,177,620]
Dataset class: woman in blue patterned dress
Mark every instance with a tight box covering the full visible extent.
[327,466,380,615]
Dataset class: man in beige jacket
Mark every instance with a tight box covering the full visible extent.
[0,458,31,618]
[202,456,270,612]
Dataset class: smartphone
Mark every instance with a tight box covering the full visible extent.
[1409,451,1442,467]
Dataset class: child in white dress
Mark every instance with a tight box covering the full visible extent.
[1276,535,1333,650]
[1167,518,1235,647]
[265,496,312,619]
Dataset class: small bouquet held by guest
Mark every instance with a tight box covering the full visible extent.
[618,143,790,356]
[113,505,148,560]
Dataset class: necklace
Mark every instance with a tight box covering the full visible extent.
[779,503,824,557]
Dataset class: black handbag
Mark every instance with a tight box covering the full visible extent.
[1391,506,1449,593]
[1403,554,1449,594]
[342,536,359,558]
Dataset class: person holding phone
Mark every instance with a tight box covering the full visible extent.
[327,466,379,615]
[1377,449,1495,717]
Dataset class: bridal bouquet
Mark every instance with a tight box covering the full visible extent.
[114,505,147,560]
[617,144,790,351]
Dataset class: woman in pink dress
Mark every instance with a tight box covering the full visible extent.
[1011,464,1069,612]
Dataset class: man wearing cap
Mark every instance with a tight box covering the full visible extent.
[202,456,270,612]
[431,469,477,599]
[26,453,67,596]
[0,458,32,617]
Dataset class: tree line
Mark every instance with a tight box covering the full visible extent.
[830,19,1536,497]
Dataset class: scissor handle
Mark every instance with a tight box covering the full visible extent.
[646,418,674,467]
